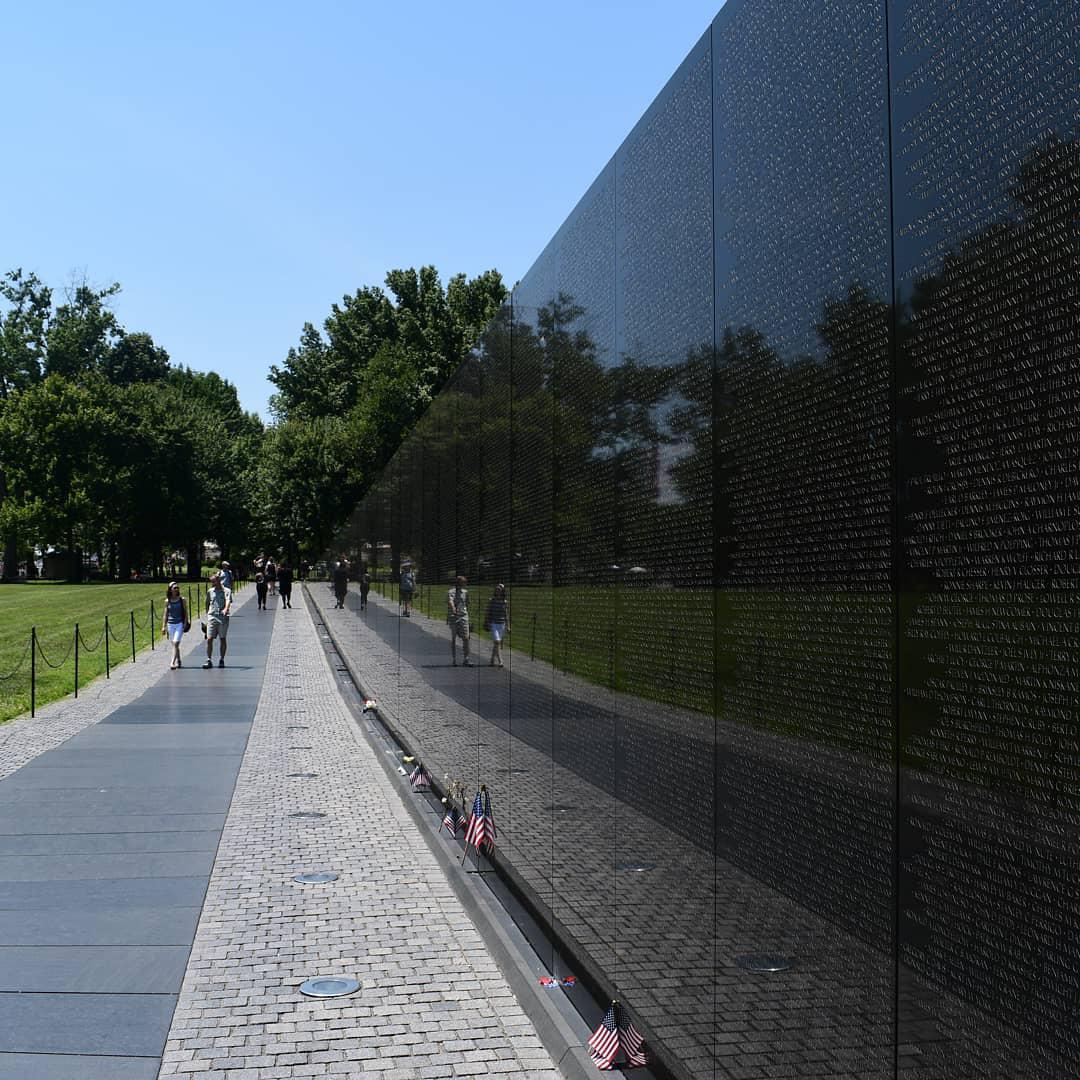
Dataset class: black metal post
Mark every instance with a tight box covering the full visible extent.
[609,629,615,690]
[105,615,110,678]
[30,626,36,717]
[150,600,155,650]
[130,611,136,663]
[74,623,79,699]
[531,613,537,661]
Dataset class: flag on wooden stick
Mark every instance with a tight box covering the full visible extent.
[588,1001,646,1070]
[410,762,430,790]
[463,786,496,856]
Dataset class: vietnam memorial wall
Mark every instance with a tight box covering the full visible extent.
[336,2,1080,1078]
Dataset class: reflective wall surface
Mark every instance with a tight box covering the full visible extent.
[336,3,1079,1077]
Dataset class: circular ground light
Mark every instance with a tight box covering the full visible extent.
[299,976,360,998]
[735,955,794,973]
[288,745,313,750]
[288,772,318,778]
[293,872,340,884]
[290,812,326,819]
[615,862,656,873]
[287,726,309,731]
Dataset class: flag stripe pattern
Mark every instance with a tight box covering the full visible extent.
[441,805,459,835]
[463,788,496,855]
[588,1002,646,1070]
[587,1004,619,1070]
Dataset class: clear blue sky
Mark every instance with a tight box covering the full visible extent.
[1,1,724,417]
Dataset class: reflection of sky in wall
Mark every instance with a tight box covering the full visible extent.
[713,0,890,367]
[890,0,1078,302]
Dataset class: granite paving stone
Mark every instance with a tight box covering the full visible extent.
[158,587,559,1078]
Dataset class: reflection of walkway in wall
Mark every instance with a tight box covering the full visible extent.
[311,586,1062,1080]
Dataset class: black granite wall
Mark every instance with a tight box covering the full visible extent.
[335,3,1079,1077]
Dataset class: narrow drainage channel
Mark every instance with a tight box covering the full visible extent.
[308,594,669,1080]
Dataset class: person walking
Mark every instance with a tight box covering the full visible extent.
[279,562,294,609]
[219,560,233,591]
[400,565,415,617]
[254,570,268,610]
[483,583,510,668]
[447,574,472,666]
[203,571,232,668]
[160,581,190,670]
[333,560,349,608]
[359,568,371,611]
[264,557,277,598]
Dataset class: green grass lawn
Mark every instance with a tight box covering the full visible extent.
[0,582,210,724]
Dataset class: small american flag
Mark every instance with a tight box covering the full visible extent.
[463,786,496,855]
[441,804,459,835]
[410,763,429,790]
[588,1001,646,1070]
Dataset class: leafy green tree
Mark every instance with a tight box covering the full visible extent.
[0,269,52,578]
[44,279,123,379]
[269,266,506,422]
[103,331,171,385]
[255,416,363,562]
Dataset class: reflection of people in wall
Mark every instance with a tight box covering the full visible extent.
[400,565,415,618]
[360,569,371,611]
[447,575,471,666]
[333,560,349,608]
[484,583,510,668]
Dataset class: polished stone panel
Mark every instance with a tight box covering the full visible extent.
[332,3,1077,1076]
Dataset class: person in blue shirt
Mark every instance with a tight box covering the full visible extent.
[160,582,190,670]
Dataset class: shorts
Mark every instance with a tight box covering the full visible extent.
[400,589,413,601]
[167,623,184,644]
[208,615,229,640]
[489,622,506,643]
[450,619,470,641]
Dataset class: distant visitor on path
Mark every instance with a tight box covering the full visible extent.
[264,557,277,597]
[484,583,510,668]
[359,568,370,611]
[219,560,233,590]
[203,572,232,668]
[400,565,415,617]
[278,562,293,608]
[447,575,472,666]
[333,560,349,608]
[161,581,190,670]
[255,571,268,610]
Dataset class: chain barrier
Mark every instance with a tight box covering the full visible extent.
[78,624,106,652]
[107,619,125,643]
[0,638,31,682]
[35,633,75,670]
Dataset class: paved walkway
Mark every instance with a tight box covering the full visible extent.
[0,586,270,1080]
[0,587,563,1079]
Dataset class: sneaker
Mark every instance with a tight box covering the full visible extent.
[202,659,213,669]
[218,659,225,668]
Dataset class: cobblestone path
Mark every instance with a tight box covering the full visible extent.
[158,586,560,1079]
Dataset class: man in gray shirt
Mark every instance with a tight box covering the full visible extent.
[203,572,233,668]
[447,575,472,667]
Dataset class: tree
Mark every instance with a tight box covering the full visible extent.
[269,266,507,422]
[44,279,123,379]
[0,269,51,578]
[103,331,171,385]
